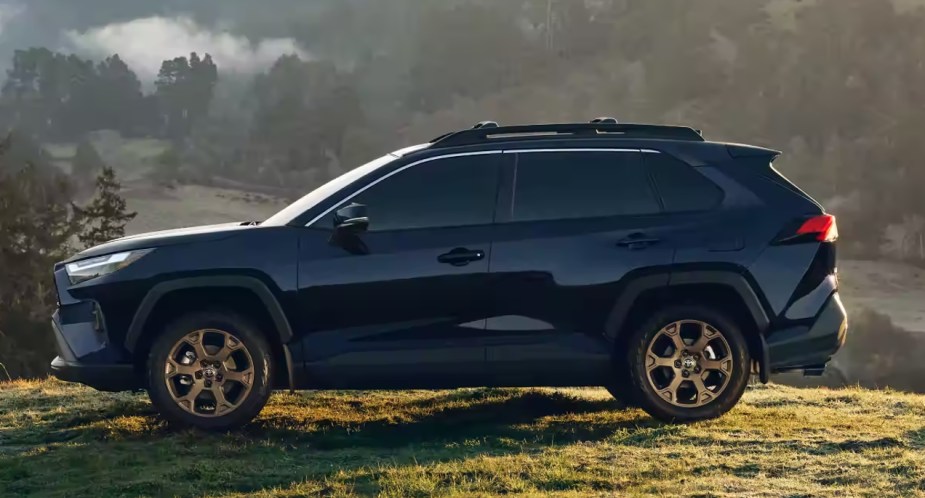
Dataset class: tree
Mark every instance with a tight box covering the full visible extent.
[0,135,80,379]
[0,49,152,139]
[247,55,363,186]
[73,167,137,248]
[155,52,219,139]
[93,55,147,135]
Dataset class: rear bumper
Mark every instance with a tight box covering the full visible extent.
[49,309,141,392]
[767,291,848,372]
[50,356,139,392]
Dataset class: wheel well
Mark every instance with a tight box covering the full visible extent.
[615,284,763,368]
[132,287,289,388]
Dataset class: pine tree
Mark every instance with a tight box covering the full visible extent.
[73,167,136,248]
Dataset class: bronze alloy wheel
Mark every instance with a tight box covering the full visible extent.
[164,329,255,417]
[643,319,734,408]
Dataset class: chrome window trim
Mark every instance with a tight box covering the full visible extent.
[503,148,644,154]
[304,150,503,227]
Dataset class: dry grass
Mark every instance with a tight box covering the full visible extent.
[2,380,925,497]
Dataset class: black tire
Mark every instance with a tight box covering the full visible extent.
[626,304,750,423]
[146,309,273,431]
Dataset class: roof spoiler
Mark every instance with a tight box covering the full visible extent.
[726,143,782,161]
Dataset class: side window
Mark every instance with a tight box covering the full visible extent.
[647,153,723,212]
[330,154,499,232]
[511,151,660,222]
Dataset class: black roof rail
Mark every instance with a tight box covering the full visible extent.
[430,122,704,148]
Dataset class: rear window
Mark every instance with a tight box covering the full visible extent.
[511,151,660,222]
[647,153,723,212]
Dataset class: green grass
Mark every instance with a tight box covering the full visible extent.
[2,380,925,497]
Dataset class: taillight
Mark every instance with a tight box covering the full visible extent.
[797,214,838,242]
[775,214,838,244]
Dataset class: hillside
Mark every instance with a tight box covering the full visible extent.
[1,380,924,497]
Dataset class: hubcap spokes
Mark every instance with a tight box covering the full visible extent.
[644,320,733,408]
[165,329,254,417]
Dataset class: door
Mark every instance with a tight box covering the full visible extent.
[484,149,675,385]
[295,151,503,388]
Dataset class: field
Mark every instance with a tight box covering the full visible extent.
[2,380,925,497]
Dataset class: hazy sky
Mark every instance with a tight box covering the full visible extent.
[0,0,313,81]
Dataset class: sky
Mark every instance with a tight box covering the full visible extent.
[0,0,312,81]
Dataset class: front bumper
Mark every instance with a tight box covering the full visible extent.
[767,291,848,372]
[49,307,141,392]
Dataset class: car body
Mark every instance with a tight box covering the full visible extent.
[50,120,847,428]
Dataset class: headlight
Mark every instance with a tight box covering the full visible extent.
[65,249,153,285]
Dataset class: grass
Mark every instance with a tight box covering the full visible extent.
[1,380,925,497]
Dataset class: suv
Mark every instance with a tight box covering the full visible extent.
[50,120,847,430]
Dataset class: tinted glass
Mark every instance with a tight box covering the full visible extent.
[341,154,499,231]
[648,154,723,212]
[511,151,659,222]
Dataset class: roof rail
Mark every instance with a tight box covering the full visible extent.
[430,122,704,148]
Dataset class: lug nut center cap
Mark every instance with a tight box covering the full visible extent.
[682,357,697,370]
[203,367,216,379]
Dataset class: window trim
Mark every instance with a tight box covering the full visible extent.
[304,150,503,229]
[503,148,667,223]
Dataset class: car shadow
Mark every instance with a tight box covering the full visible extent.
[246,388,655,450]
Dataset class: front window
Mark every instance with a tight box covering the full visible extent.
[315,153,501,232]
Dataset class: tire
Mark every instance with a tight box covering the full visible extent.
[146,309,273,431]
[625,304,750,423]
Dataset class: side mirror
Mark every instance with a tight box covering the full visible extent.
[333,203,369,234]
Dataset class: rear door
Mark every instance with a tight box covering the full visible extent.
[483,149,675,385]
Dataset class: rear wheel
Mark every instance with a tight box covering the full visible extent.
[146,310,273,431]
[626,305,750,422]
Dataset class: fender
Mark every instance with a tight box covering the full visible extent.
[124,275,295,353]
[605,269,771,340]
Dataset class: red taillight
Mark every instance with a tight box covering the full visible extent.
[797,214,838,242]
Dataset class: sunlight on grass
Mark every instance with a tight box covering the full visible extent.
[2,379,925,496]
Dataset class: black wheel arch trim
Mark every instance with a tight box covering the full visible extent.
[124,275,296,387]
[606,268,772,381]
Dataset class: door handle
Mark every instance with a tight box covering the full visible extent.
[616,233,661,250]
[438,248,485,266]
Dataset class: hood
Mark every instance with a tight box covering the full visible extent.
[65,222,256,262]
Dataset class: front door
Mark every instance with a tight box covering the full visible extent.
[295,152,503,388]
[484,149,676,385]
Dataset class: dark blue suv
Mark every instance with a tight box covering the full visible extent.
[50,120,847,429]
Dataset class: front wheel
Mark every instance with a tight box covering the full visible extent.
[626,305,750,422]
[146,310,273,431]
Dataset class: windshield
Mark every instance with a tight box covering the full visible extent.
[262,153,399,226]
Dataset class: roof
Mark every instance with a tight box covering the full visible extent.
[429,120,705,149]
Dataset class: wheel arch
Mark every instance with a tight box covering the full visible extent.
[606,269,772,382]
[125,276,295,390]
